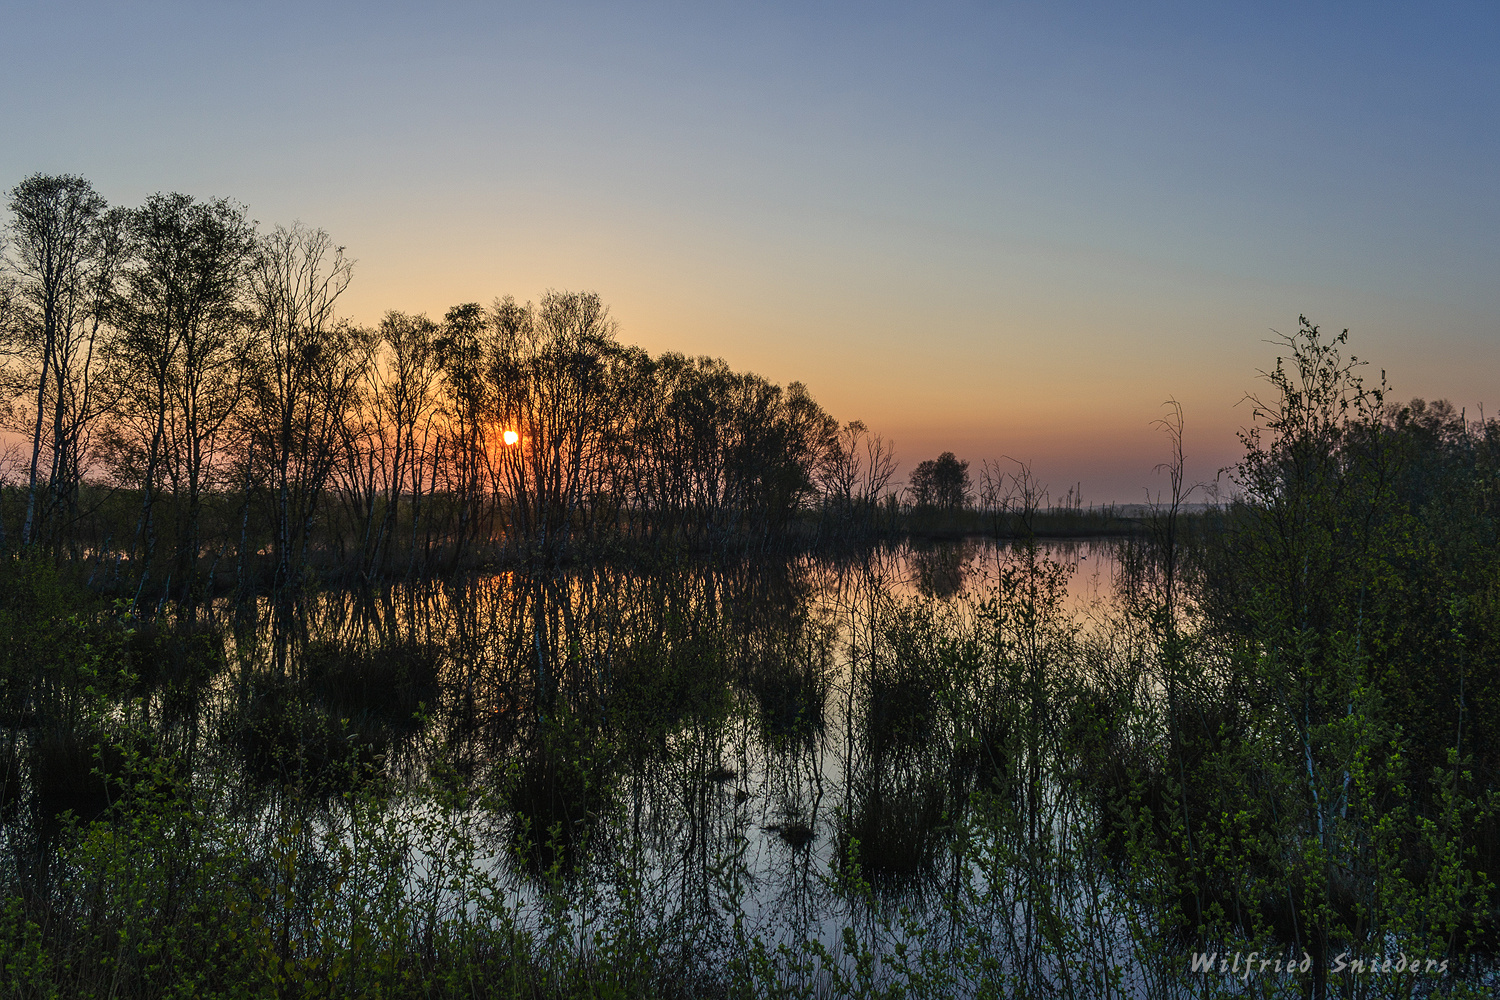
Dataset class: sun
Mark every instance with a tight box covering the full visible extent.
[503,430,519,446]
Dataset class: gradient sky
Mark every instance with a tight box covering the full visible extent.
[3,1,1497,501]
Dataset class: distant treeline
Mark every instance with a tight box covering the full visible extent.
[0,174,967,595]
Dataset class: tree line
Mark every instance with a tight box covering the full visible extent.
[0,174,914,597]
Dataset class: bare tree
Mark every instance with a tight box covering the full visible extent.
[822,420,866,512]
[860,430,898,506]
[246,223,360,588]
[338,310,442,578]
[820,419,897,536]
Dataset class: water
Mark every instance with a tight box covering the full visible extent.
[191,539,1135,956]
[9,536,1178,993]
[12,531,1492,995]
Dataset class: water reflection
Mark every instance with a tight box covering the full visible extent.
[905,538,976,599]
[8,537,1133,967]
[355,544,1095,847]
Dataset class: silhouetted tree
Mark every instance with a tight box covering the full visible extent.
[1,174,115,549]
[246,223,363,588]
[1,171,885,576]
[907,451,970,510]
[105,193,258,600]
[488,291,618,556]
[437,302,491,568]
[337,310,442,578]
[819,419,899,536]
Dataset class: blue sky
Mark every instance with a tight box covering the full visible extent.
[3,1,1497,499]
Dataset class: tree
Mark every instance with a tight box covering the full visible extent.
[776,381,839,519]
[820,419,899,533]
[337,310,442,578]
[907,451,970,510]
[488,290,619,556]
[2,174,112,548]
[245,223,361,588]
[106,192,259,600]
[436,302,492,568]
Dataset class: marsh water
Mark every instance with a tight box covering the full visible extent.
[165,541,1124,942]
[14,536,1157,991]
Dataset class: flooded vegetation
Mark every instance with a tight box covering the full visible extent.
[5,485,1500,998]
[1,171,1498,996]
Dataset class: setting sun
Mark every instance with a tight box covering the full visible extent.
[502,430,519,446]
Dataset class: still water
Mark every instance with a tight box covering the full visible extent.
[217,541,1124,903]
[116,536,1143,990]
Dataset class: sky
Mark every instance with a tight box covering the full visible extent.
[2,1,1497,502]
